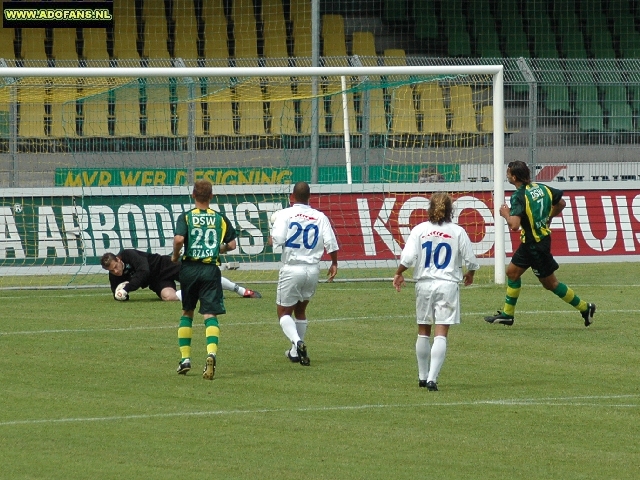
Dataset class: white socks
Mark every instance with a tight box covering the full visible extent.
[417,335,448,383]
[427,336,447,383]
[416,335,431,381]
[286,319,308,356]
[220,276,246,296]
[295,319,307,340]
[175,290,182,301]
[280,315,300,345]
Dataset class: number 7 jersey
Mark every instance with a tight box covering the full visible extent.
[271,203,339,265]
[400,221,479,282]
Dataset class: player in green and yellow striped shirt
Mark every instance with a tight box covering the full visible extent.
[485,161,596,327]
[171,179,237,380]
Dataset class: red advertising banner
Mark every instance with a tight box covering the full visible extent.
[313,190,640,260]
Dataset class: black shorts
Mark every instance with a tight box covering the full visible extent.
[179,262,226,315]
[511,235,559,278]
[149,256,181,298]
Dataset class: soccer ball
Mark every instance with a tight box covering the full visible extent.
[115,281,129,301]
[269,210,280,228]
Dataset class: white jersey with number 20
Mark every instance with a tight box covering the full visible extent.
[400,221,479,283]
[271,203,339,265]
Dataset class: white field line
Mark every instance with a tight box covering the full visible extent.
[0,280,631,300]
[0,395,637,427]
[1,308,631,336]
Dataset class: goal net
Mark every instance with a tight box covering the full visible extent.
[0,65,505,289]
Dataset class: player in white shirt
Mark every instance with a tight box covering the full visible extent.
[393,192,479,391]
[270,181,339,366]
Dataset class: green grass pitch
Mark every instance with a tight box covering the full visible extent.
[0,263,638,479]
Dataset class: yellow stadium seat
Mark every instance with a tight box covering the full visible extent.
[144,83,173,136]
[262,0,288,64]
[291,0,311,64]
[174,82,202,136]
[296,84,329,135]
[114,84,141,136]
[236,84,265,135]
[361,87,388,134]
[383,49,407,65]
[351,31,378,65]
[19,28,47,61]
[389,85,418,134]
[143,0,171,59]
[479,105,511,133]
[82,28,110,64]
[113,0,139,60]
[203,0,229,63]
[17,87,45,137]
[52,28,78,62]
[0,27,16,60]
[40,78,79,137]
[292,24,312,65]
[415,83,448,134]
[266,84,298,135]
[81,98,110,137]
[326,92,357,134]
[322,14,347,58]
[233,0,259,63]
[449,85,479,134]
[174,0,199,60]
[204,87,235,136]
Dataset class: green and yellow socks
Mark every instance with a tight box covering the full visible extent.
[502,280,588,318]
[178,315,220,363]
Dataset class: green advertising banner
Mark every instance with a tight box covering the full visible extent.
[54,165,458,186]
[0,191,290,267]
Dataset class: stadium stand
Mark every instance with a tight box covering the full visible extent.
[3,0,639,148]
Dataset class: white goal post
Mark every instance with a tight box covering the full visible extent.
[0,65,506,284]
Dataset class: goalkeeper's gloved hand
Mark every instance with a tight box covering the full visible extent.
[114,281,129,301]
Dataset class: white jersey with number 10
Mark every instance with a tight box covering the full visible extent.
[400,221,480,283]
[271,203,339,266]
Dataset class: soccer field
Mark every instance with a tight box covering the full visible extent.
[0,263,638,479]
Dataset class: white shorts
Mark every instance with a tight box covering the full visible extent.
[415,279,461,325]
[276,264,320,307]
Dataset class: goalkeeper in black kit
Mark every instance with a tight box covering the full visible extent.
[100,249,262,301]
